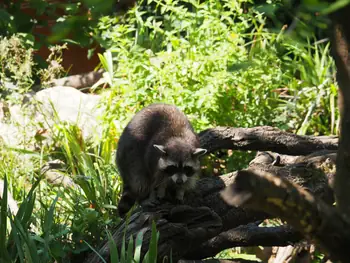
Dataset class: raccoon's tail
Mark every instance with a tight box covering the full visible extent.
[117,187,136,218]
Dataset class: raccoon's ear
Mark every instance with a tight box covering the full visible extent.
[193,148,207,157]
[153,144,167,155]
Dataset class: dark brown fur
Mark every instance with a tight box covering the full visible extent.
[116,103,205,217]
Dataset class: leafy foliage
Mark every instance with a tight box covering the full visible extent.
[94,0,338,172]
[95,0,338,134]
[0,0,115,46]
[0,34,67,101]
[0,0,340,262]
[0,34,35,100]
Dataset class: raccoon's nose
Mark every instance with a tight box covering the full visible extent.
[176,178,183,184]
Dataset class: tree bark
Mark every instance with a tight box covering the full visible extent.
[199,126,337,155]
[179,259,260,263]
[221,169,350,262]
[329,3,350,221]
[214,5,350,262]
[184,224,303,260]
[48,69,104,90]
[84,133,336,263]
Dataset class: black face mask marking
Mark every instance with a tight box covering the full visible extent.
[162,162,195,177]
[164,165,178,175]
[183,166,194,176]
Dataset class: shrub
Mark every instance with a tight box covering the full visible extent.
[0,0,339,262]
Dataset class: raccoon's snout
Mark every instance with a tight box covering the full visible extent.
[176,178,183,184]
[171,174,187,185]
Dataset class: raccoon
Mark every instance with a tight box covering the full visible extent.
[116,103,207,217]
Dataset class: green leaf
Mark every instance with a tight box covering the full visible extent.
[126,234,134,263]
[83,240,107,263]
[15,179,40,228]
[120,232,126,263]
[134,231,144,263]
[9,218,25,263]
[0,176,11,262]
[319,0,350,15]
[11,215,40,263]
[148,221,159,263]
[107,231,119,263]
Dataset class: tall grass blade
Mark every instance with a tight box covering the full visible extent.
[12,215,40,263]
[0,176,11,262]
[120,232,126,263]
[126,234,134,263]
[107,230,119,263]
[7,179,40,261]
[15,179,40,226]
[148,221,159,263]
[83,240,107,263]
[9,218,25,263]
[134,231,144,263]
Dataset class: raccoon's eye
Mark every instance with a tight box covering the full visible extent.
[164,165,178,175]
[184,166,194,176]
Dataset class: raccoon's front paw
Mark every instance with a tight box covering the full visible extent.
[174,197,184,205]
[157,188,166,200]
[175,189,185,203]
[140,198,161,209]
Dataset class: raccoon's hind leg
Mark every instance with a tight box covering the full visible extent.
[156,181,167,199]
[117,185,136,218]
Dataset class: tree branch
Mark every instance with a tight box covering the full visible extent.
[256,150,337,166]
[199,126,338,155]
[179,259,260,263]
[48,69,104,90]
[220,169,350,262]
[84,149,335,263]
[184,223,303,260]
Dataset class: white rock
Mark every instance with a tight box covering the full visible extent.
[0,86,105,148]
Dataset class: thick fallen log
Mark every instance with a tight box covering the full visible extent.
[221,169,350,262]
[49,69,104,90]
[184,223,303,260]
[255,150,337,166]
[199,126,338,155]
[84,148,336,263]
[179,259,260,263]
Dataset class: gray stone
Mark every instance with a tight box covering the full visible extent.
[0,86,105,148]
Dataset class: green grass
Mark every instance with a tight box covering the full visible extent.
[0,0,338,262]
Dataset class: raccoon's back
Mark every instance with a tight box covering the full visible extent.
[119,103,194,146]
[116,103,198,175]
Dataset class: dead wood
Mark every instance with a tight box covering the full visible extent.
[199,126,338,155]
[178,259,260,263]
[47,69,104,90]
[179,259,260,263]
[257,150,337,166]
[220,169,350,262]
[84,146,336,263]
[329,4,350,221]
[270,243,316,263]
[184,223,303,260]
[39,160,78,189]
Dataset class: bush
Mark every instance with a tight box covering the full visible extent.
[94,0,338,171]
[0,0,339,262]
[95,0,338,135]
[0,34,35,100]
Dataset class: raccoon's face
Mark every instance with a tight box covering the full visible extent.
[154,144,207,187]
